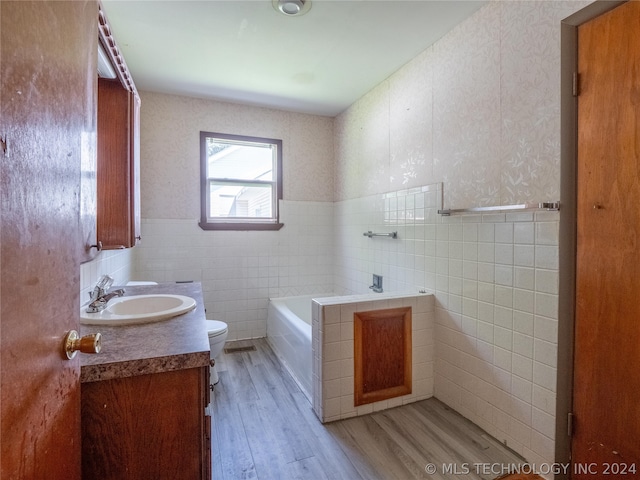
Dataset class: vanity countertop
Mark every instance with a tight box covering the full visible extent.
[80,282,210,383]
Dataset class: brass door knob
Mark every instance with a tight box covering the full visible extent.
[63,330,102,360]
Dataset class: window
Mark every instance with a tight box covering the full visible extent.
[199,131,283,230]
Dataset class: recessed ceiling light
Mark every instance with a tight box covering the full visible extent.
[272,0,311,17]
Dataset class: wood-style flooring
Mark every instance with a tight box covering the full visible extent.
[212,339,530,480]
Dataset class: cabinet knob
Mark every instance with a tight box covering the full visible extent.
[90,241,103,251]
[63,330,102,360]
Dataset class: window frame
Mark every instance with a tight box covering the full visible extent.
[199,131,283,231]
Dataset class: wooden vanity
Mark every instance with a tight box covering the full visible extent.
[80,283,211,480]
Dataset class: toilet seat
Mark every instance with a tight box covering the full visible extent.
[206,320,228,338]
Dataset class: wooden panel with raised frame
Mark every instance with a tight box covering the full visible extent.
[354,307,412,406]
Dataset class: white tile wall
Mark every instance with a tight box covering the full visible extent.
[134,200,334,340]
[332,183,560,467]
[435,211,559,467]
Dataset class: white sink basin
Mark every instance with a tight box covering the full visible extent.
[80,294,197,326]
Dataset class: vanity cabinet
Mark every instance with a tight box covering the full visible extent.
[81,365,211,480]
[97,78,141,249]
[80,283,212,480]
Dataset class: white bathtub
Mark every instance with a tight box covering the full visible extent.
[267,294,329,401]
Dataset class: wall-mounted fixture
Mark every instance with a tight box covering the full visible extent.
[437,201,560,216]
[272,0,311,16]
[363,230,398,239]
[369,274,383,293]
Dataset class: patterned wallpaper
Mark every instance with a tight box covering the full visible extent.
[139,91,335,220]
[334,0,591,209]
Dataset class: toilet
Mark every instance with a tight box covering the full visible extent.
[205,320,228,385]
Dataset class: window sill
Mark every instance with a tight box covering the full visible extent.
[198,222,284,231]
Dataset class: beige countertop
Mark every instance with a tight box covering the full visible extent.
[80,282,210,383]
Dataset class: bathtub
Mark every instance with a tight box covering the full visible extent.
[267,294,329,401]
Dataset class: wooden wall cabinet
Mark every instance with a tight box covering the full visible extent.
[97,78,140,249]
[96,2,141,250]
[81,366,211,480]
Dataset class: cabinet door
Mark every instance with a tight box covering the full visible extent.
[82,367,209,479]
[97,78,140,249]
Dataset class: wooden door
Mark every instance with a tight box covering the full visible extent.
[0,1,96,478]
[574,1,640,477]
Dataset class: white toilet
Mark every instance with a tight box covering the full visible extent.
[205,320,228,385]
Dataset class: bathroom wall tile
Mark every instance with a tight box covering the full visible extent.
[495,286,513,308]
[324,360,343,381]
[324,342,341,363]
[532,407,556,440]
[511,375,532,404]
[534,245,559,270]
[494,306,513,330]
[478,223,495,243]
[514,311,534,337]
[535,269,558,295]
[532,385,556,417]
[477,301,494,324]
[513,333,534,359]
[495,223,514,244]
[514,267,535,290]
[514,223,535,244]
[509,417,531,449]
[324,379,342,400]
[534,339,557,369]
[324,398,341,420]
[324,324,341,344]
[514,245,535,267]
[512,354,533,382]
[530,429,554,463]
[533,316,558,343]
[324,305,341,325]
[514,289,534,314]
[533,361,557,392]
[535,222,559,246]
[495,244,514,265]
[534,293,558,320]
[494,327,513,351]
[494,347,512,371]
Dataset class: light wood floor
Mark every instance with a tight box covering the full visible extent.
[212,339,529,480]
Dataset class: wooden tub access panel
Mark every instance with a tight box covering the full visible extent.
[354,307,412,406]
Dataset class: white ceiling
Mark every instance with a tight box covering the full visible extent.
[102,0,486,117]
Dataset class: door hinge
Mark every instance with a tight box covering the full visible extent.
[572,72,580,97]
[568,412,574,437]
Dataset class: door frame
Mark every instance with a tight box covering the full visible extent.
[557,1,627,476]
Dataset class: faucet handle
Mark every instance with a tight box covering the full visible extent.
[96,274,114,291]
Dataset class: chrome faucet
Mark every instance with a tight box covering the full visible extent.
[86,275,125,313]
